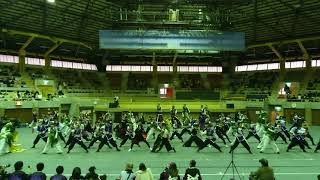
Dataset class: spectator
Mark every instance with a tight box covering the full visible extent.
[50,166,67,180]
[69,167,84,180]
[8,161,28,180]
[160,162,180,180]
[118,163,135,180]
[249,158,275,180]
[135,163,154,180]
[84,166,99,180]
[183,160,202,180]
[29,162,47,180]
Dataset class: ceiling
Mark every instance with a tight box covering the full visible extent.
[0,0,320,66]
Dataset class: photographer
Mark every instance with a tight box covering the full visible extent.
[0,164,10,179]
[249,158,275,180]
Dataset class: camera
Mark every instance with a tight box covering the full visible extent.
[0,164,10,169]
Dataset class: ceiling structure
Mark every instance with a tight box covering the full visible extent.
[0,0,320,66]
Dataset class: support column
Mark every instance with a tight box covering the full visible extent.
[305,108,312,125]
[151,52,158,93]
[172,52,180,89]
[18,50,26,73]
[121,72,129,93]
[200,73,210,90]
[44,56,51,73]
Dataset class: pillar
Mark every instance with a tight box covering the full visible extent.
[151,53,158,93]
[44,56,51,73]
[18,50,26,73]
[121,72,129,92]
[305,108,312,125]
[200,73,210,90]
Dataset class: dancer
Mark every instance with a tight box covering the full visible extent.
[197,123,222,152]
[42,121,63,154]
[97,120,120,152]
[181,104,191,123]
[170,105,180,127]
[246,123,261,143]
[286,126,306,152]
[259,124,280,154]
[129,122,151,152]
[198,105,207,130]
[302,122,315,146]
[156,103,163,123]
[32,120,48,148]
[156,123,176,153]
[183,123,203,148]
[229,125,252,154]
[67,123,89,153]
[0,123,14,154]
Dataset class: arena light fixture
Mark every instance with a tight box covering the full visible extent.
[47,0,55,3]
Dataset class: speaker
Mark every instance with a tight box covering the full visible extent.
[226,104,234,109]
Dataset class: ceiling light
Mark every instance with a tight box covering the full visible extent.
[47,0,55,3]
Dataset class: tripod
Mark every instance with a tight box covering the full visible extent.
[220,150,242,180]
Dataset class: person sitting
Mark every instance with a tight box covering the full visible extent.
[160,162,180,180]
[118,163,135,180]
[69,167,84,180]
[8,161,28,180]
[29,162,47,180]
[50,166,67,180]
[183,160,202,180]
[135,163,154,180]
[249,158,275,180]
[84,166,99,180]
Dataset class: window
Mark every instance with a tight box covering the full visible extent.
[257,64,268,71]
[131,66,141,72]
[140,66,152,72]
[158,66,173,72]
[285,61,305,69]
[267,63,280,70]
[178,66,188,72]
[62,61,73,68]
[0,55,19,63]
[198,66,208,72]
[51,60,63,67]
[122,65,131,71]
[72,62,82,69]
[236,65,247,72]
[26,57,45,66]
[106,65,112,71]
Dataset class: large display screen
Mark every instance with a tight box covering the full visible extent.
[99,30,245,51]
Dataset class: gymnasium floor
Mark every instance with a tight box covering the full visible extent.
[1,127,320,180]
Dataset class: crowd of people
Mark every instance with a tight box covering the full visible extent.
[0,104,319,156]
[1,104,320,180]
[0,158,277,180]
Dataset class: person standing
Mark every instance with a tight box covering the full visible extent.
[182,104,191,124]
